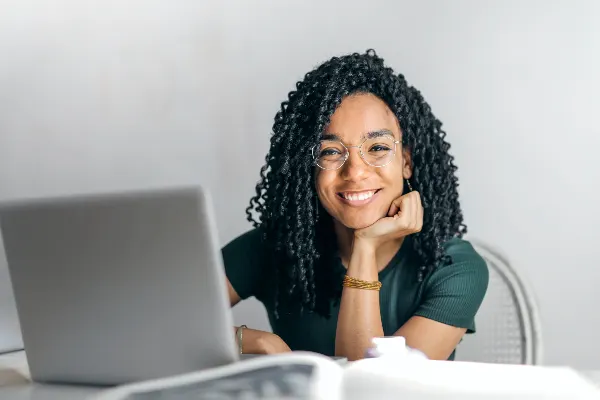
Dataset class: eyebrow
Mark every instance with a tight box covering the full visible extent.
[320,129,396,141]
[367,129,395,139]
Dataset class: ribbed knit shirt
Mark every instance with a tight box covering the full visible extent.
[223,229,489,360]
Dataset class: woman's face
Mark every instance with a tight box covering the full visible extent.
[315,93,412,230]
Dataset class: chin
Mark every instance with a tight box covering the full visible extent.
[338,215,381,230]
[323,199,388,230]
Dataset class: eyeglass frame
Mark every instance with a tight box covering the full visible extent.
[312,135,402,170]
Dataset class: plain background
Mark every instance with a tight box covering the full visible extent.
[0,0,599,368]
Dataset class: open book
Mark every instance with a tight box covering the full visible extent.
[91,351,600,400]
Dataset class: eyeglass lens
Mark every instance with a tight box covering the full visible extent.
[313,136,396,170]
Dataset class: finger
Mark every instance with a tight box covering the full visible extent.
[388,201,399,217]
[403,193,416,230]
[394,197,414,224]
[387,196,404,217]
[389,195,408,218]
[413,192,424,232]
[418,204,424,230]
[414,190,422,208]
[388,193,412,217]
[410,193,419,230]
[398,192,419,230]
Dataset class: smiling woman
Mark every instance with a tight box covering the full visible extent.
[222,49,489,361]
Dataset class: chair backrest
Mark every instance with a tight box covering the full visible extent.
[454,240,543,365]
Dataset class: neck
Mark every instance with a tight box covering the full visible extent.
[333,221,405,272]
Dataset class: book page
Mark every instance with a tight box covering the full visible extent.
[92,352,342,400]
[342,359,600,400]
[124,364,315,400]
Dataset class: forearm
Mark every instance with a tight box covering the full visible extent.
[233,326,290,354]
[335,241,384,360]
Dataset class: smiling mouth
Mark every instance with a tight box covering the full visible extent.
[337,189,381,204]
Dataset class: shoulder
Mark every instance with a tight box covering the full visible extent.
[431,236,489,296]
[221,228,271,300]
[436,237,490,288]
[443,237,488,270]
[415,237,489,331]
[222,227,265,255]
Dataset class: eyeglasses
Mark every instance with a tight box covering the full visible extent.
[312,135,401,170]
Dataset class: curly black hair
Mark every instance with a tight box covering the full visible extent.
[246,49,466,318]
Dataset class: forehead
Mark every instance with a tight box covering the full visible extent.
[324,93,400,141]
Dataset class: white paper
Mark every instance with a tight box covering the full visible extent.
[342,358,600,400]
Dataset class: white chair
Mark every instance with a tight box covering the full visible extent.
[454,240,543,365]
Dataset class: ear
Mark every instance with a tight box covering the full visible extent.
[402,148,413,179]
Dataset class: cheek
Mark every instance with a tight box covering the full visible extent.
[381,164,405,193]
[315,172,339,209]
[315,170,330,192]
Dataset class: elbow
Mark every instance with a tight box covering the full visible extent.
[335,344,369,361]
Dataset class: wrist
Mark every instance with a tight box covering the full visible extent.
[348,238,379,280]
[352,235,379,255]
[237,327,262,354]
[256,333,281,353]
[239,329,287,354]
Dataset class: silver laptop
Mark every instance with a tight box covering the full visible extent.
[0,238,23,354]
[0,185,238,385]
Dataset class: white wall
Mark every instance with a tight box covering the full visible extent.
[1,0,599,368]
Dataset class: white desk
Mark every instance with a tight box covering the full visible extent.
[2,350,600,400]
[582,371,600,390]
[0,351,101,399]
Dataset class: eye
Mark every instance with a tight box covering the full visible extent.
[320,148,342,157]
[315,140,346,160]
[368,144,392,152]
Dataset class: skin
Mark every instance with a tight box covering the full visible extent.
[227,93,466,360]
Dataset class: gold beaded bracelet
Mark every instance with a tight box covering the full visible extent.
[342,275,382,291]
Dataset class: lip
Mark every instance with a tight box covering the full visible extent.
[336,189,382,207]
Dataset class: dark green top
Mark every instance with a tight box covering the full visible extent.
[222,228,489,360]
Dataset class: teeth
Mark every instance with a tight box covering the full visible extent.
[342,190,375,201]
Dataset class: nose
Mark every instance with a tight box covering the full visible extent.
[340,147,368,181]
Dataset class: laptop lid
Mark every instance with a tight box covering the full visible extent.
[0,185,238,385]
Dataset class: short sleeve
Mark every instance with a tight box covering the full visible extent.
[221,228,268,300]
[414,239,489,333]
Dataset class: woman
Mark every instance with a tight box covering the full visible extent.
[223,49,488,361]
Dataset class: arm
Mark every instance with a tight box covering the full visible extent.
[394,317,466,360]
[335,191,423,360]
[335,191,487,361]
[222,230,289,354]
[335,240,384,360]
[336,252,487,361]
[227,277,291,354]
[396,253,489,360]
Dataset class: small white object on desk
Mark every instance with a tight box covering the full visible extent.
[366,336,428,360]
